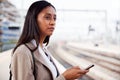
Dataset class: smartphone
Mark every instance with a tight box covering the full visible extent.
[85,64,94,70]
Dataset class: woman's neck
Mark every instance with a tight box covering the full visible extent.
[39,35,46,48]
[40,42,43,48]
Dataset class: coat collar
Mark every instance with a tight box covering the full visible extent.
[26,41,54,79]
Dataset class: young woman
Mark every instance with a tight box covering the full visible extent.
[10,0,88,80]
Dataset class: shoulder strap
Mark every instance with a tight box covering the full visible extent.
[9,64,12,80]
[9,44,36,80]
[24,44,36,80]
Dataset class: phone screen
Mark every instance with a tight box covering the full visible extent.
[85,64,94,70]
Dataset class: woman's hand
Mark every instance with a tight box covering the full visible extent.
[62,66,89,80]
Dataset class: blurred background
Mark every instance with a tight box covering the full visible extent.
[0,0,120,80]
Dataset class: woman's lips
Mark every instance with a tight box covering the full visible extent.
[48,27,55,31]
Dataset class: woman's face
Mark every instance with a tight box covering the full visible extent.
[37,6,56,36]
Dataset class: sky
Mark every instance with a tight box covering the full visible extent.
[8,0,120,10]
[8,0,120,20]
[7,0,120,41]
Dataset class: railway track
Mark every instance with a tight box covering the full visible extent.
[49,42,120,80]
[65,45,120,74]
[48,44,94,80]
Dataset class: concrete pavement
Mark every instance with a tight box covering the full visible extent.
[0,49,12,80]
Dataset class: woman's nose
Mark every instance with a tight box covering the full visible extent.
[50,19,56,26]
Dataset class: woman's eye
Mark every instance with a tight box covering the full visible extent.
[45,16,51,20]
[54,17,56,21]
[44,16,56,21]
